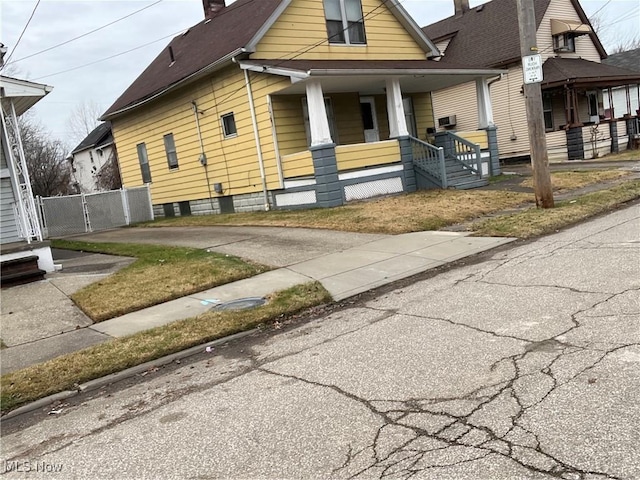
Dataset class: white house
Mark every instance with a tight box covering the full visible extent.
[1,74,55,285]
[67,121,120,193]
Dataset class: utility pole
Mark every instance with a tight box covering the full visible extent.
[516,0,554,208]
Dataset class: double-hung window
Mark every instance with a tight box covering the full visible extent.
[163,133,179,170]
[542,93,553,131]
[137,142,152,183]
[323,0,366,45]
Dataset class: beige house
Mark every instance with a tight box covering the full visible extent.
[424,0,640,162]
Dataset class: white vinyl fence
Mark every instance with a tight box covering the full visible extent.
[38,186,154,238]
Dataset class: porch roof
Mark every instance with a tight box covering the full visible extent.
[541,58,640,90]
[240,59,505,94]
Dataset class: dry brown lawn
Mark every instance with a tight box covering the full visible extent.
[148,190,533,234]
[520,170,630,191]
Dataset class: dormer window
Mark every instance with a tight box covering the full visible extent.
[323,0,366,45]
[553,33,575,53]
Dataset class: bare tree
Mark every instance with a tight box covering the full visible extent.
[95,149,123,191]
[65,100,103,146]
[18,115,73,197]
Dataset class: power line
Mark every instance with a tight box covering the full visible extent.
[7,0,163,66]
[1,0,41,69]
[33,29,185,80]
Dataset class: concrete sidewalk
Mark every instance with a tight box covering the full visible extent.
[0,231,513,374]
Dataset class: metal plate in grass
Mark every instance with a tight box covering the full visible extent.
[212,297,266,311]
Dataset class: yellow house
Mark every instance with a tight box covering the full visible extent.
[102,0,504,216]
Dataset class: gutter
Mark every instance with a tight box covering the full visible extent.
[307,68,508,76]
[101,48,246,121]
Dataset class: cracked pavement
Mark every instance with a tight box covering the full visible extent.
[1,205,639,479]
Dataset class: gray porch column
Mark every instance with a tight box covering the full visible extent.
[484,125,500,175]
[609,121,619,153]
[311,143,343,208]
[398,136,416,193]
[566,127,584,160]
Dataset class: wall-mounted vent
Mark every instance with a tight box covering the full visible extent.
[438,115,457,128]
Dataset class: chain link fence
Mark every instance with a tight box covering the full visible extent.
[38,185,153,238]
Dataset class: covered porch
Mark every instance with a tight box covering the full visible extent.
[541,57,640,161]
[241,59,504,208]
[1,75,55,280]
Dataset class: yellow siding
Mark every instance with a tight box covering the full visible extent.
[112,66,293,205]
[281,150,314,178]
[537,0,601,63]
[335,140,400,171]
[372,94,390,140]
[332,93,365,145]
[252,0,427,60]
[271,95,308,156]
[456,130,488,149]
[411,92,434,141]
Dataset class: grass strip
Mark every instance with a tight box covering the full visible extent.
[519,170,629,191]
[51,240,270,322]
[1,282,331,413]
[473,180,640,238]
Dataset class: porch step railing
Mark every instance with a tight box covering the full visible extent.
[447,131,482,175]
[408,136,448,188]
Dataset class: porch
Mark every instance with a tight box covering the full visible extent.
[541,57,640,161]
[242,59,504,208]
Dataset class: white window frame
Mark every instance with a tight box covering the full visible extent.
[221,112,238,138]
[323,0,366,46]
[137,142,152,183]
[543,92,554,131]
[553,33,575,53]
[163,133,179,170]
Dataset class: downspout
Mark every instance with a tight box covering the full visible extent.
[243,68,270,210]
[192,100,216,212]
[267,94,284,189]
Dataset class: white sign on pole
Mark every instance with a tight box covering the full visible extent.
[522,54,543,84]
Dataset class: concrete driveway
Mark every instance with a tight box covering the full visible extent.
[2,205,638,479]
[69,226,388,267]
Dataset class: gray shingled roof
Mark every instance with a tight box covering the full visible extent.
[541,57,640,88]
[102,0,283,118]
[603,48,640,72]
[423,0,606,68]
[70,122,113,155]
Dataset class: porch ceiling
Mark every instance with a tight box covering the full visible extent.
[240,60,504,95]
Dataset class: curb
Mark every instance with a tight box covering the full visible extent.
[2,328,259,421]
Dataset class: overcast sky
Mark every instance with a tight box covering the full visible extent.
[1,0,638,148]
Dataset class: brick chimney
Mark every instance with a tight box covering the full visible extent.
[203,0,225,20]
[454,0,470,15]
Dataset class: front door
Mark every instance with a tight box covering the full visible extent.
[360,97,379,143]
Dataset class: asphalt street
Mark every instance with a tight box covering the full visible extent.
[2,205,639,479]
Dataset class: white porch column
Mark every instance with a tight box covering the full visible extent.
[476,77,495,128]
[386,78,409,138]
[305,80,333,146]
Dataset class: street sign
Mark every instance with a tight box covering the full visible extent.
[522,54,543,84]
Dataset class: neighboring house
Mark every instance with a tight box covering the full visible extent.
[602,48,640,122]
[423,0,640,161]
[1,74,55,284]
[67,121,121,193]
[101,0,505,217]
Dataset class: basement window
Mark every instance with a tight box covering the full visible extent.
[221,113,237,138]
[323,0,366,45]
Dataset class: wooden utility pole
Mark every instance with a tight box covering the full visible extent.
[516,0,554,208]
